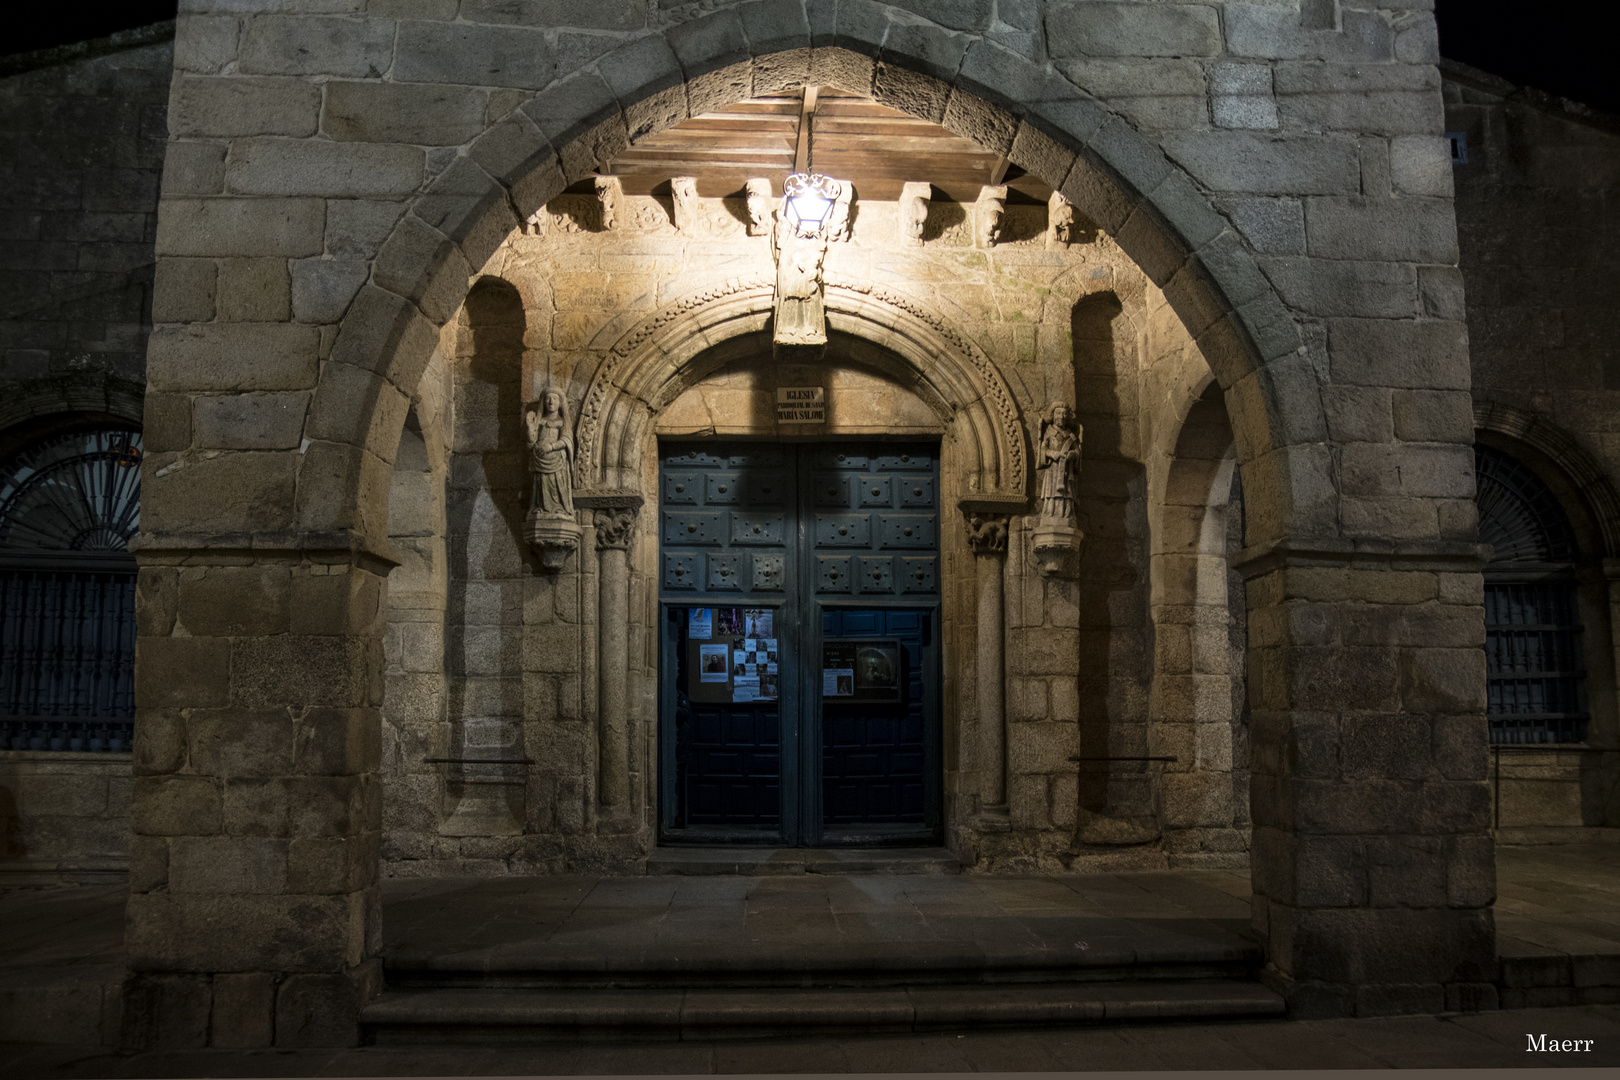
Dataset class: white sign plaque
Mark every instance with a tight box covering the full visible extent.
[776,386,826,423]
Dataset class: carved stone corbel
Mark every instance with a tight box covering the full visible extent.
[827,183,854,242]
[671,176,701,235]
[1047,191,1075,248]
[976,185,1008,247]
[594,175,622,231]
[744,178,772,236]
[899,181,931,246]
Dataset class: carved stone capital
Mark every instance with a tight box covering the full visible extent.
[593,506,639,551]
[964,510,1010,556]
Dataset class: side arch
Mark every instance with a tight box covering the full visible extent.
[1475,400,1620,559]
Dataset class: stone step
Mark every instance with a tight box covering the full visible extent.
[384,933,1263,990]
[361,979,1286,1044]
[644,846,964,876]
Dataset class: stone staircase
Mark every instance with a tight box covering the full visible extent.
[361,920,1283,1042]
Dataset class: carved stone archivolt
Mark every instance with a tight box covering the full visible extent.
[574,277,1030,502]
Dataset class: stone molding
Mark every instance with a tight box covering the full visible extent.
[1475,399,1620,559]
[1231,537,1493,579]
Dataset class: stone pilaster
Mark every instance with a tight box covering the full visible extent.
[123,546,389,1049]
[1235,539,1497,1018]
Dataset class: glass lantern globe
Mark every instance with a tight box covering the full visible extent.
[781,173,841,237]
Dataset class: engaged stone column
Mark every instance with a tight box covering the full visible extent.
[1236,541,1496,1018]
[124,550,388,1049]
[578,492,641,817]
[964,507,1012,813]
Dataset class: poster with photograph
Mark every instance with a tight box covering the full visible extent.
[822,639,902,702]
[715,608,743,636]
[688,608,713,640]
[744,608,774,638]
[699,644,729,682]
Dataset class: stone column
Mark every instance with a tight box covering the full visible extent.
[964,508,1012,813]
[577,492,641,817]
[1236,540,1497,1018]
[123,549,388,1049]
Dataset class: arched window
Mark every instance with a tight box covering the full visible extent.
[1476,443,1587,744]
[0,425,141,752]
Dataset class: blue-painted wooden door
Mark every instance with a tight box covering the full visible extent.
[659,442,941,846]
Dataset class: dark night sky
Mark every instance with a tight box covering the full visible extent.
[10,1,1617,115]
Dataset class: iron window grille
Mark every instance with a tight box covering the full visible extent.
[1475,444,1588,745]
[0,427,141,752]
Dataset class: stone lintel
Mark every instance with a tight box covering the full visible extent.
[1232,537,1492,579]
[573,489,645,511]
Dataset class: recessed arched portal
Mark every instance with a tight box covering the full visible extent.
[128,7,1497,1035]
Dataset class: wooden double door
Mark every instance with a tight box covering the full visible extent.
[657,441,942,846]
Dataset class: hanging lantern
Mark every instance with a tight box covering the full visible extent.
[781,172,841,238]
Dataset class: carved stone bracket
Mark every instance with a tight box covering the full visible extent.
[671,176,701,235]
[899,181,931,246]
[1047,190,1075,248]
[594,175,622,231]
[1031,523,1085,578]
[524,514,582,572]
[977,185,1007,247]
[744,178,772,236]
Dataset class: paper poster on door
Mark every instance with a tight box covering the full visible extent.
[698,644,729,682]
[822,639,902,702]
[688,608,713,639]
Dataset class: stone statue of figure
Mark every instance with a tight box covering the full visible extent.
[772,215,827,345]
[525,388,575,518]
[1037,402,1081,525]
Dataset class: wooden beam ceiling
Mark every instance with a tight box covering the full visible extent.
[599,88,1054,205]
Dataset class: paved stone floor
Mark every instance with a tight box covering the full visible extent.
[3,1005,1619,1074]
[380,867,1257,972]
[1,842,1618,1073]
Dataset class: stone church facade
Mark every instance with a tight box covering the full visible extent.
[1,0,1616,1047]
